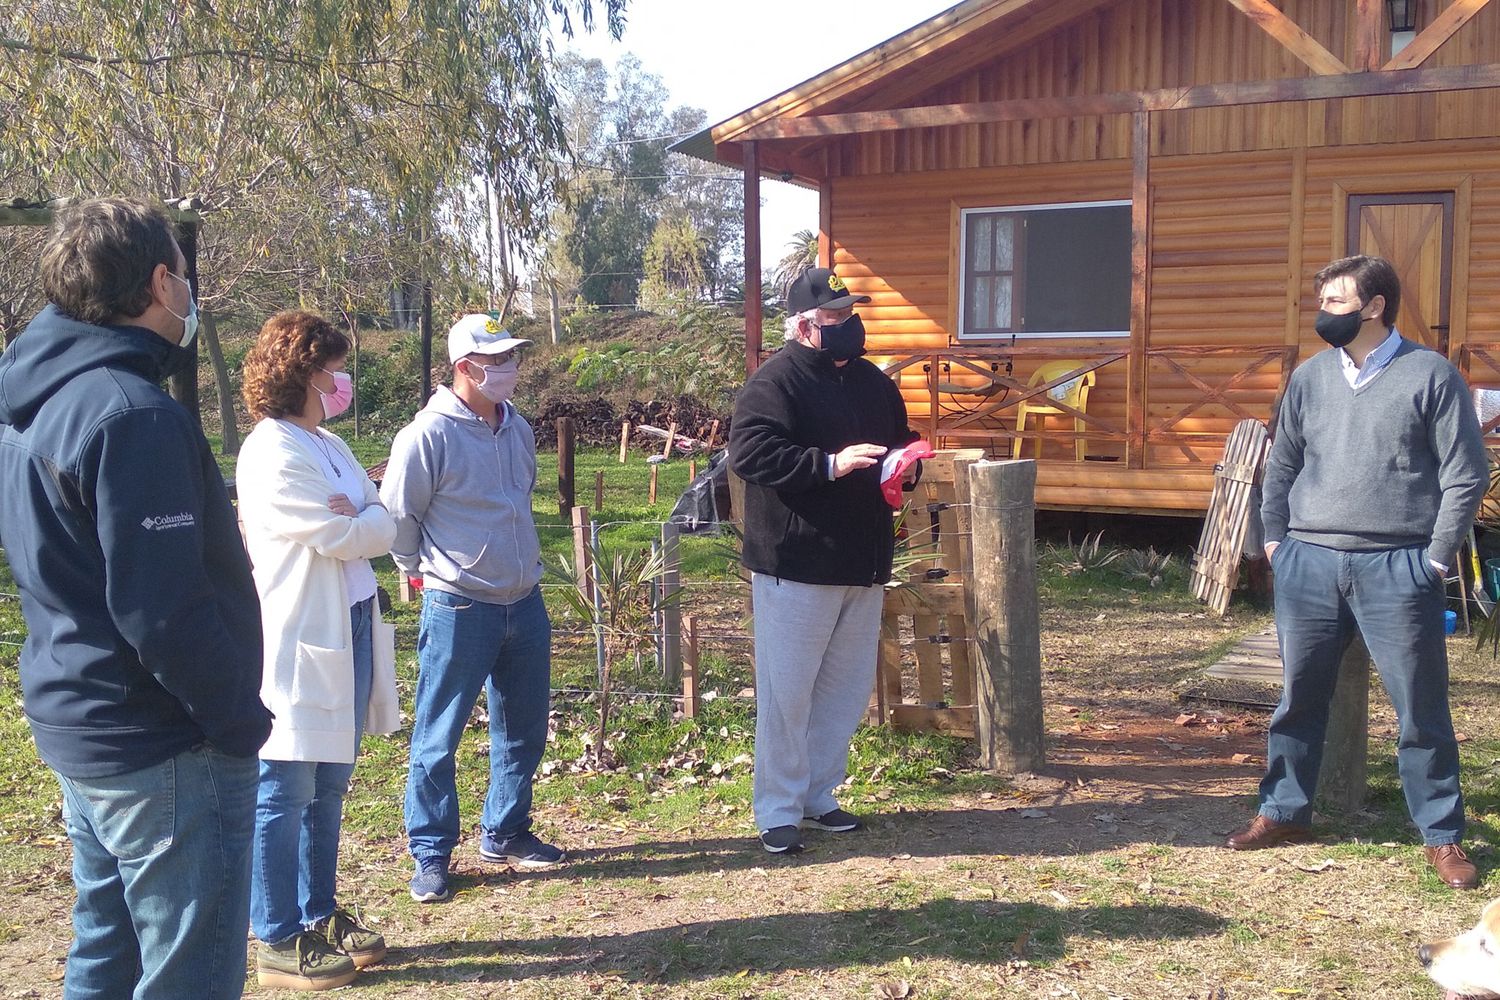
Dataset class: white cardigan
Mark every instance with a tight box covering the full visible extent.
[236,419,400,763]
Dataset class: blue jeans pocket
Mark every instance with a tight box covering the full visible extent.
[64,757,176,861]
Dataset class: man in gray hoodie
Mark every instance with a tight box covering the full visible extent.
[381,314,564,903]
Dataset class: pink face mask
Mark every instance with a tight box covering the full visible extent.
[468,357,519,404]
[315,368,354,420]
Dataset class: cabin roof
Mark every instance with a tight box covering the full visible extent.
[670,0,1118,178]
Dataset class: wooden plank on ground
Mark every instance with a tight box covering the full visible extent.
[1204,626,1283,685]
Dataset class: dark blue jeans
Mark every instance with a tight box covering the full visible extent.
[405,585,551,862]
[55,745,259,1000]
[1262,538,1464,845]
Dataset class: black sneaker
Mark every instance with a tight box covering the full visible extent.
[802,809,863,832]
[759,825,805,854]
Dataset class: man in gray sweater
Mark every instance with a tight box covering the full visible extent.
[381,315,564,904]
[1228,255,1487,890]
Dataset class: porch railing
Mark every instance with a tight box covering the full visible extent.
[875,343,1298,467]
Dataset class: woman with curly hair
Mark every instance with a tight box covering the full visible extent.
[235,310,398,991]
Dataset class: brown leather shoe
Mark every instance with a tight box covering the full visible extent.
[1424,844,1479,889]
[1224,815,1314,851]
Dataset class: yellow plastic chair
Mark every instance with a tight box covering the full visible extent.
[1012,361,1096,462]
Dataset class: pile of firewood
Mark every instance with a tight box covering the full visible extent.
[532,393,729,450]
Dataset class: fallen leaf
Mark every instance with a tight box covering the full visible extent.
[1174,712,1199,726]
[1232,753,1258,764]
[1294,859,1342,873]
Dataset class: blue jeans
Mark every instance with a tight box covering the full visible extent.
[1262,538,1464,845]
[405,585,551,862]
[55,745,259,1000]
[251,597,375,943]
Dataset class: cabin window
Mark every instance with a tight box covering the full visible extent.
[958,201,1131,339]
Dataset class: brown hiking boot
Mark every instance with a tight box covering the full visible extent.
[1224,814,1314,851]
[1424,844,1479,889]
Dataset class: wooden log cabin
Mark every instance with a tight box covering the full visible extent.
[673,0,1500,515]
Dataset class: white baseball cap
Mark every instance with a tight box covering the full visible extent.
[447,313,533,363]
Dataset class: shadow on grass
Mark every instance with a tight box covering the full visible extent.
[365,898,1229,985]
[477,796,1261,884]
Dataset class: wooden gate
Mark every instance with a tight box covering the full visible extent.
[1190,419,1271,616]
[872,449,985,736]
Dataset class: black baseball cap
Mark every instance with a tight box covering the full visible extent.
[786,267,872,313]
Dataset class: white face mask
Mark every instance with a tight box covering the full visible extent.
[164,271,199,348]
[466,357,519,404]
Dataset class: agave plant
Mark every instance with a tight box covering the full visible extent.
[1120,545,1174,588]
[1046,531,1123,577]
[548,538,678,766]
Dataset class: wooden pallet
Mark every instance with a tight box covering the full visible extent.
[1191,419,1270,617]
[874,449,985,736]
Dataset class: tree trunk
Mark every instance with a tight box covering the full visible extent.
[199,311,240,456]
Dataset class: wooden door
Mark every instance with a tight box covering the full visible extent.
[1346,193,1454,354]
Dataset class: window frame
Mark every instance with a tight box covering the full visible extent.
[955,199,1132,341]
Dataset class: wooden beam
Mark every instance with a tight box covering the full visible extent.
[1224,0,1351,75]
[1353,0,1384,72]
[1127,111,1150,471]
[743,139,762,376]
[817,179,833,269]
[1383,0,1493,71]
[740,62,1500,140]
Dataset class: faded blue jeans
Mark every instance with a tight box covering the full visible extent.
[1261,538,1464,845]
[405,585,551,862]
[55,744,259,1000]
[251,597,375,943]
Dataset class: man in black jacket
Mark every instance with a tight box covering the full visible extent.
[0,198,272,998]
[730,267,917,854]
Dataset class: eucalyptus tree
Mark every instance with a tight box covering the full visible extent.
[0,0,625,445]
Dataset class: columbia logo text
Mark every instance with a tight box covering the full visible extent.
[140,513,196,531]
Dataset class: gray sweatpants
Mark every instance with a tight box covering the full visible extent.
[750,573,884,831]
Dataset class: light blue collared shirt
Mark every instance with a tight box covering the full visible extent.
[1339,326,1401,389]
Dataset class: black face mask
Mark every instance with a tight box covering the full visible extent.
[1314,308,1371,348]
[818,313,866,361]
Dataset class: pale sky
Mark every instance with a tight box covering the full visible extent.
[558,0,957,269]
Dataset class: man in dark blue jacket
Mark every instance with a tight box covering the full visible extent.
[730,267,918,855]
[0,198,272,999]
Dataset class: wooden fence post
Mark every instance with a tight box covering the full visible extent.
[661,521,682,684]
[619,421,631,463]
[969,459,1044,773]
[557,416,575,517]
[704,419,720,452]
[649,464,659,505]
[570,505,593,604]
[661,420,677,460]
[1317,635,1370,812]
[594,469,605,513]
[681,614,701,718]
